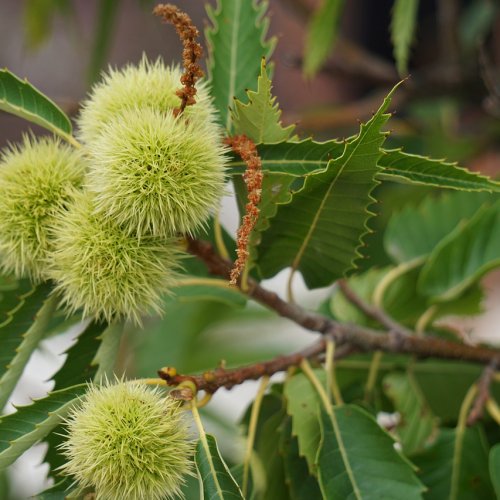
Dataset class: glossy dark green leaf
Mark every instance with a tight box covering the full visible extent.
[195,434,244,499]
[379,149,500,192]
[257,86,396,288]
[205,0,276,130]
[227,139,344,177]
[51,320,107,390]
[317,405,425,499]
[0,284,55,410]
[279,417,321,500]
[0,69,76,145]
[0,384,86,469]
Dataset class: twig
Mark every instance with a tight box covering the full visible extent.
[467,360,498,425]
[187,237,500,366]
[338,279,412,336]
[159,337,335,394]
[153,3,204,115]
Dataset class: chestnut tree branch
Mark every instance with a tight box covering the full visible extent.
[159,338,355,395]
[337,278,413,336]
[187,237,500,367]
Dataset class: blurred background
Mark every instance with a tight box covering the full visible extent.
[0,0,499,498]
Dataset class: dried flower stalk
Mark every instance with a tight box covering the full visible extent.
[153,3,204,115]
[225,135,263,285]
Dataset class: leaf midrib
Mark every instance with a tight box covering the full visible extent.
[328,408,362,499]
[201,435,225,499]
[290,119,379,274]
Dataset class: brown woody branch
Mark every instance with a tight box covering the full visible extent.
[467,360,498,425]
[337,279,413,336]
[187,237,500,367]
[159,339,356,395]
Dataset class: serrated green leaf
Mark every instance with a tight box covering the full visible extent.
[257,86,395,288]
[304,0,345,77]
[419,201,500,301]
[51,321,106,391]
[243,173,296,271]
[195,433,244,499]
[317,405,424,499]
[228,139,345,177]
[279,417,321,500]
[43,321,109,477]
[229,143,499,194]
[232,58,295,143]
[391,0,419,76]
[383,372,438,456]
[489,444,500,498]
[284,370,325,474]
[379,149,500,192]
[92,322,124,382]
[0,284,55,410]
[385,191,494,263]
[413,427,493,499]
[0,69,76,146]
[205,0,276,131]
[0,279,32,325]
[0,384,86,469]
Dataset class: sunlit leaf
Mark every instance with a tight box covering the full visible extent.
[0,69,76,145]
[232,57,295,144]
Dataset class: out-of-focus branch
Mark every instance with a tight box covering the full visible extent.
[467,360,498,425]
[337,279,413,336]
[159,338,355,395]
[187,237,500,367]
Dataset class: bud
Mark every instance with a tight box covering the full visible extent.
[85,106,227,238]
[60,381,193,499]
[0,135,85,280]
[48,192,181,324]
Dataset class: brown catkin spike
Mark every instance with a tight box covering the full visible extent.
[225,135,263,286]
[153,3,204,115]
